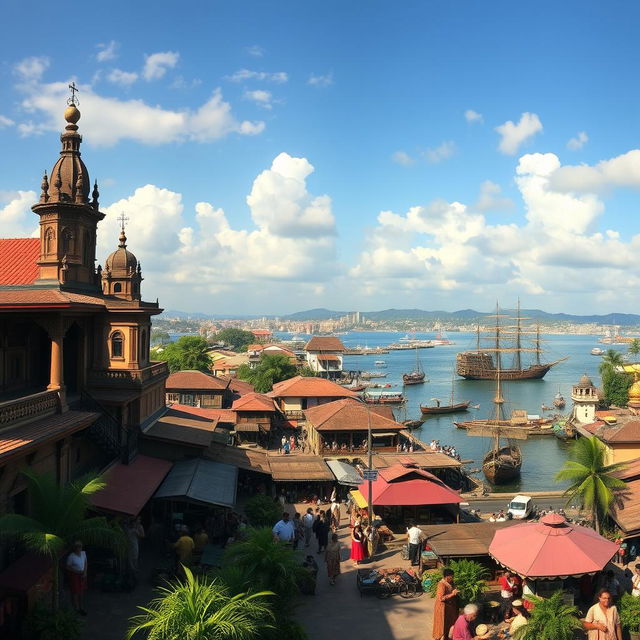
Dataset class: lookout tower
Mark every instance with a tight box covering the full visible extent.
[571,374,598,424]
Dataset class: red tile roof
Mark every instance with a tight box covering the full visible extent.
[317,354,340,362]
[305,336,346,352]
[614,457,640,481]
[142,405,218,447]
[612,477,640,535]
[0,238,40,285]
[91,455,172,516]
[232,392,277,412]
[166,370,230,391]
[269,376,357,398]
[0,288,106,308]
[0,410,99,462]
[304,397,404,431]
[251,330,272,336]
[218,375,255,396]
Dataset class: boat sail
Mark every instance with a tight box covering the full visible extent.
[457,307,525,484]
[402,346,426,385]
[455,300,567,380]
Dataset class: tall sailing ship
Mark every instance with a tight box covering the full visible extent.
[456,301,567,380]
[402,347,426,385]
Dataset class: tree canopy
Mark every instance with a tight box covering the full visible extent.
[598,349,631,407]
[236,353,298,393]
[555,435,626,533]
[213,328,256,352]
[152,336,211,373]
[628,338,640,356]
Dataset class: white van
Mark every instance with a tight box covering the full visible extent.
[507,495,533,520]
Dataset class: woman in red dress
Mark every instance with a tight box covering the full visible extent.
[350,524,367,566]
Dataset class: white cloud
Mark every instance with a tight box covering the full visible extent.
[464,109,483,124]
[0,190,38,237]
[243,89,274,109]
[0,115,14,128]
[308,72,333,88]
[143,51,179,81]
[495,112,543,155]
[550,149,640,193]
[246,45,265,57]
[567,131,588,151]
[14,57,50,84]
[392,151,414,166]
[425,141,456,164]
[227,69,288,84]
[107,69,138,86]
[96,41,119,62]
[474,180,514,213]
[17,79,264,146]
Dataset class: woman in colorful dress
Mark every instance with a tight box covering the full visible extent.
[350,524,367,566]
[432,568,459,640]
[325,533,342,585]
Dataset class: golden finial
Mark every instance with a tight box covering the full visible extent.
[64,82,81,124]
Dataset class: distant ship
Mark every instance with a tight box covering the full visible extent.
[403,347,426,385]
[456,301,567,380]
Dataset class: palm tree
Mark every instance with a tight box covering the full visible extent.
[222,527,306,599]
[127,566,274,640]
[555,436,626,533]
[0,470,123,610]
[629,339,640,359]
[599,349,624,375]
[513,591,582,640]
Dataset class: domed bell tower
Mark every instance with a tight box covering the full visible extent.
[101,215,143,301]
[571,374,598,424]
[31,85,104,290]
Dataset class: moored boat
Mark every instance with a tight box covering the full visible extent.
[591,347,604,356]
[364,391,405,404]
[553,391,565,409]
[403,347,426,385]
[421,400,471,415]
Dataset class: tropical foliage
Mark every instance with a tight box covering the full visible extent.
[237,353,298,393]
[555,436,626,533]
[24,604,83,640]
[151,336,212,373]
[426,558,489,605]
[513,591,581,640]
[213,328,256,352]
[619,592,640,633]
[628,338,640,357]
[0,471,123,610]
[244,494,282,528]
[126,566,274,640]
[599,349,631,407]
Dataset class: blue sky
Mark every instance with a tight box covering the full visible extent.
[2,1,640,315]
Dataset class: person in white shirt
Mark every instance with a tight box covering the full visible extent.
[272,512,295,543]
[66,540,88,615]
[303,507,315,547]
[406,522,423,566]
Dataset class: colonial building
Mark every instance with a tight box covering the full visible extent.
[231,392,277,446]
[304,336,345,378]
[165,370,232,408]
[0,102,169,586]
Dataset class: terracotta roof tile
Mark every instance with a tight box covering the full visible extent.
[269,376,356,398]
[612,477,640,534]
[305,336,345,352]
[614,457,640,481]
[0,410,99,462]
[232,392,277,412]
[0,238,40,285]
[166,370,230,391]
[0,288,106,308]
[267,454,333,481]
[304,397,404,431]
[217,376,254,396]
[142,405,217,447]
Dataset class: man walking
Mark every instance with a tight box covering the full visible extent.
[272,512,295,544]
[303,507,314,547]
[407,522,423,566]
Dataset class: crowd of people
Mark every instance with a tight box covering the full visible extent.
[429,440,462,460]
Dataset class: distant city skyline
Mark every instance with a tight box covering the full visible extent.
[2,2,640,314]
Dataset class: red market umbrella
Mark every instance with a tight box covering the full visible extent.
[369,464,462,506]
[488,513,618,578]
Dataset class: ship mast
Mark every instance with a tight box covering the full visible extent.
[536,324,541,365]
[494,301,502,373]
[515,298,522,371]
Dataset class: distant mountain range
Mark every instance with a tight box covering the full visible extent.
[161,307,640,326]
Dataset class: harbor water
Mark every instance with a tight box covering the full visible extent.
[284,331,625,493]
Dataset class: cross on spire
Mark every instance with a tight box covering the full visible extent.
[117,213,129,231]
[68,82,79,106]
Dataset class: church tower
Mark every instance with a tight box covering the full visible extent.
[101,217,143,301]
[31,89,104,290]
[571,374,598,424]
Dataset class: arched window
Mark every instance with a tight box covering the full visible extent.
[113,282,122,293]
[111,331,124,358]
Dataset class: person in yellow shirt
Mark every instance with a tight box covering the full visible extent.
[173,526,195,572]
[194,527,209,553]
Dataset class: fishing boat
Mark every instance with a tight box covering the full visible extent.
[553,391,566,409]
[456,321,526,484]
[456,300,567,380]
[420,377,470,415]
[401,419,425,428]
[363,391,405,404]
[591,347,604,356]
[403,347,426,385]
[553,419,576,441]
[361,371,387,379]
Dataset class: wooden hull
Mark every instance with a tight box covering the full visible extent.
[402,419,424,428]
[403,373,425,385]
[483,446,522,484]
[420,401,470,415]
[457,363,553,380]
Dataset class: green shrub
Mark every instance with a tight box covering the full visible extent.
[426,559,489,605]
[620,592,640,633]
[24,605,83,640]
[514,591,581,640]
[244,494,282,528]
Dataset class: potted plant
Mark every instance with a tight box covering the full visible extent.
[619,592,640,640]
[426,559,489,605]
[513,591,581,640]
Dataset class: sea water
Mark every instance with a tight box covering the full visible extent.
[281,330,624,493]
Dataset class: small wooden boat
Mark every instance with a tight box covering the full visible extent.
[402,419,424,429]
[553,391,565,409]
[420,400,471,415]
[364,391,405,405]
[403,347,426,385]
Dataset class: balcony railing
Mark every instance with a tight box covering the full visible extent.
[0,390,59,430]
[88,361,169,387]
